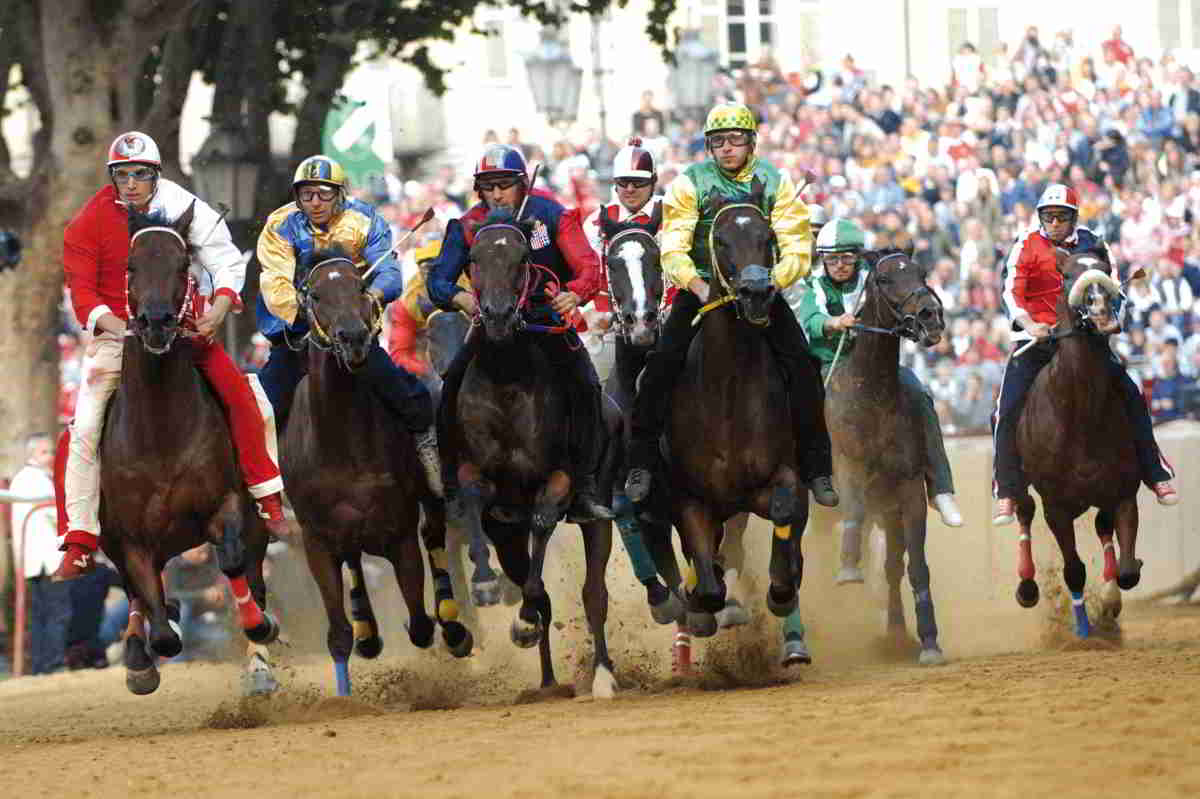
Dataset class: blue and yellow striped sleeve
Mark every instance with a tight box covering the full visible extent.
[256,206,301,325]
[360,210,402,304]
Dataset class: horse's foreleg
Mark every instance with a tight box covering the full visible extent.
[122,596,160,695]
[493,525,556,688]
[122,546,180,660]
[302,534,353,696]
[419,499,473,657]
[581,520,616,699]
[1014,491,1040,607]
[882,521,906,632]
[900,494,944,665]
[678,498,723,637]
[389,528,437,651]
[1045,505,1090,638]
[241,530,279,696]
[1095,508,1122,619]
[454,464,500,606]
[716,513,751,629]
[837,488,869,585]
[344,556,383,658]
[210,494,278,645]
[1113,498,1141,590]
[528,469,569,609]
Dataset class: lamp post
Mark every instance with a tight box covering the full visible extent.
[524,26,584,126]
[668,28,720,124]
[191,123,262,356]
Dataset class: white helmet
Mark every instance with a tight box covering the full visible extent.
[1036,183,1079,214]
[107,131,162,169]
[612,137,656,181]
[808,204,828,229]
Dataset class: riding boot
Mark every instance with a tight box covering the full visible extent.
[1111,357,1175,489]
[898,367,961,526]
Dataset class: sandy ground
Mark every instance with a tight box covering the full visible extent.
[3,509,1199,799]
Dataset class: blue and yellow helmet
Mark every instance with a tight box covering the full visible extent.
[293,155,348,191]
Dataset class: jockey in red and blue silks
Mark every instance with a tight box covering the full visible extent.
[255,155,443,495]
[428,144,611,520]
[991,183,1179,525]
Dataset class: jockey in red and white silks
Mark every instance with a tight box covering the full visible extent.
[53,131,287,580]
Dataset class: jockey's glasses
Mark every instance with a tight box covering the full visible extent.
[706,131,752,148]
[821,252,859,266]
[615,178,654,190]
[1039,210,1074,224]
[476,177,522,193]
[298,187,339,203]
[110,166,157,183]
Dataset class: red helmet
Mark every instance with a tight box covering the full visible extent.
[1036,183,1079,213]
[107,131,162,169]
[473,145,527,181]
[612,137,656,180]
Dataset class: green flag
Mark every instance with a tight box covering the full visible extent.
[321,96,387,190]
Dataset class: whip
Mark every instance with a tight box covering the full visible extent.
[362,206,436,281]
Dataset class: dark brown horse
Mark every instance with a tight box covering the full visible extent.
[1013,249,1140,636]
[824,249,948,665]
[665,184,807,640]
[281,250,471,697]
[102,205,277,695]
[446,210,618,699]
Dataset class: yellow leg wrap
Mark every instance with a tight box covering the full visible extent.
[775,525,792,541]
[348,568,362,591]
[352,619,374,640]
[430,547,449,572]
[685,563,698,592]
[438,598,459,622]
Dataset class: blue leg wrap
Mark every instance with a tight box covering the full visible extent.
[1070,590,1091,638]
[334,659,351,697]
[614,493,658,583]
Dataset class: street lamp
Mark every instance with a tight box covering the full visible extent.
[191,123,261,224]
[524,27,584,125]
[668,28,720,123]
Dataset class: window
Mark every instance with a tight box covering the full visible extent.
[724,0,774,68]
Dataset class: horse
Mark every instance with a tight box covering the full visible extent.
[823,249,948,665]
[598,206,757,674]
[661,181,808,643]
[1012,249,1141,637]
[423,308,504,609]
[445,210,618,699]
[101,204,278,695]
[281,249,472,697]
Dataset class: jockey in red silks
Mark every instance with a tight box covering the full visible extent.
[991,183,1179,525]
[52,131,288,580]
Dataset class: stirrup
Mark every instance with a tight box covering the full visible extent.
[625,467,653,504]
[415,429,444,498]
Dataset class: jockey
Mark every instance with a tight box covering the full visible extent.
[623,101,838,508]
[54,131,287,580]
[255,155,443,495]
[992,183,1179,524]
[388,238,463,375]
[797,218,964,527]
[428,143,611,520]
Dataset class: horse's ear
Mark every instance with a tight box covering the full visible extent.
[750,176,766,207]
[598,206,618,238]
[701,189,724,218]
[174,200,196,239]
[860,250,880,268]
[1053,246,1069,274]
[649,199,663,233]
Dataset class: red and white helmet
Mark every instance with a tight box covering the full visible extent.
[1036,183,1079,214]
[107,131,162,169]
[612,137,656,181]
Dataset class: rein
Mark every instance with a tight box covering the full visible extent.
[693,202,773,327]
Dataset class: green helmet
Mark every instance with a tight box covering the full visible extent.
[704,102,757,135]
[815,218,865,254]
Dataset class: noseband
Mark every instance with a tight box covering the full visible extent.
[858,253,943,342]
[126,225,197,353]
[293,257,383,366]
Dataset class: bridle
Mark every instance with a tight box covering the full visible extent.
[855,253,943,342]
[292,257,383,370]
[695,202,778,326]
[125,225,198,354]
[469,223,578,341]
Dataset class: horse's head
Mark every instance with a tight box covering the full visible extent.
[601,203,664,346]
[126,202,195,354]
[1057,247,1122,336]
[427,309,471,376]
[706,178,776,326]
[861,248,945,347]
[469,209,533,343]
[298,247,380,371]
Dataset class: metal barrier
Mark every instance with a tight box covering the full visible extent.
[1,486,55,678]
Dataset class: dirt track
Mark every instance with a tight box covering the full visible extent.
[3,510,1199,799]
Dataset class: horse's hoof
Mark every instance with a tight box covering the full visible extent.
[405,615,435,649]
[510,616,541,648]
[1101,579,1123,619]
[1117,559,1143,590]
[769,483,797,526]
[716,598,751,628]
[918,644,946,666]
[242,666,279,697]
[766,585,798,618]
[1016,578,1040,608]
[592,663,617,700]
[354,634,384,659]
[443,622,474,658]
[835,566,865,585]
[471,578,501,607]
[149,627,183,659]
[246,612,280,645]
[650,589,685,625]
[687,611,718,638]
[781,636,812,667]
[126,665,161,695]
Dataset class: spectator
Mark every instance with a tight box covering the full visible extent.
[165,544,232,662]
[952,372,994,434]
[1150,345,1191,423]
[1102,25,1134,68]
[9,433,69,675]
[631,90,665,137]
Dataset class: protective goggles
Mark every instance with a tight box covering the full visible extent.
[476,177,522,193]
[820,252,859,266]
[1039,210,1075,224]
[110,166,157,183]
[615,178,654,190]
[297,186,339,202]
[707,131,752,148]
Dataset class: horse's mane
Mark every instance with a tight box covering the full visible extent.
[127,209,172,237]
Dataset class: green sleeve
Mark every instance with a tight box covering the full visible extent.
[799,279,831,344]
